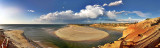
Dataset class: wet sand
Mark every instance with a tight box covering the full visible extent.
[54,25,109,41]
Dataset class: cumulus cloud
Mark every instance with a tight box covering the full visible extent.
[103,3,107,6]
[108,0,123,6]
[106,11,117,19]
[75,5,104,18]
[35,5,104,23]
[35,4,149,24]
[27,10,35,12]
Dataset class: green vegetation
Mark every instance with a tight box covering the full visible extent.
[146,18,151,20]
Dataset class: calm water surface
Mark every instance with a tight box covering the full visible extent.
[0,24,122,48]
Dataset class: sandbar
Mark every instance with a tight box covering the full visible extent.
[54,25,109,41]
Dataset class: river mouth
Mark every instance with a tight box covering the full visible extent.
[0,24,122,48]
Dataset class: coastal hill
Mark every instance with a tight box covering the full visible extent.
[89,23,134,32]
[100,17,160,48]
[54,25,109,41]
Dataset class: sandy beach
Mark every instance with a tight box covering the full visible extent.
[4,30,35,48]
[54,25,109,41]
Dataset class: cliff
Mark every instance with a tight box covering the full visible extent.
[100,17,160,48]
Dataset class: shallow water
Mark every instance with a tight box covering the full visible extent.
[0,24,122,48]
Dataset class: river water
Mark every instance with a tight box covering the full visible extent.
[0,24,122,48]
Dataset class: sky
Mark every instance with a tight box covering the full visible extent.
[0,0,160,24]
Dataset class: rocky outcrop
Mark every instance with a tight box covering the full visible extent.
[100,17,160,48]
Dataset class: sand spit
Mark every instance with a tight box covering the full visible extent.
[54,25,109,41]
[4,30,35,48]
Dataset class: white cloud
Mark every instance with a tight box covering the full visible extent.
[132,11,149,17]
[27,10,35,12]
[105,10,149,18]
[108,0,123,6]
[105,10,126,19]
[117,17,145,22]
[35,5,104,23]
[35,4,149,24]
[75,5,104,18]
[106,11,117,19]
[103,3,107,6]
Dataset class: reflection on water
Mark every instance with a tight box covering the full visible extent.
[0,24,122,48]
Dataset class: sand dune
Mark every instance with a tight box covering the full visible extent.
[54,25,109,41]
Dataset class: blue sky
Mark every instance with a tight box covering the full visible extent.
[0,0,160,24]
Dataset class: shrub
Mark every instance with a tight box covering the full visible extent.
[146,18,151,20]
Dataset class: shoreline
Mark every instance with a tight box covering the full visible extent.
[4,30,41,48]
[21,32,43,48]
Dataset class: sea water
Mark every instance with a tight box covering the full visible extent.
[0,24,122,48]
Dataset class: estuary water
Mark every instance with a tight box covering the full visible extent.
[0,24,122,48]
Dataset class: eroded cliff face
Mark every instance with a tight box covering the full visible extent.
[100,17,160,48]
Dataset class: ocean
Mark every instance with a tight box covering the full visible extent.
[0,24,122,48]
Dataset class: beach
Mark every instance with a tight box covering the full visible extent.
[4,30,35,48]
[54,25,109,41]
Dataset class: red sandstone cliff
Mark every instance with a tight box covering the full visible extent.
[100,17,160,48]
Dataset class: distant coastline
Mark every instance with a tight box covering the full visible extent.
[89,23,133,32]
